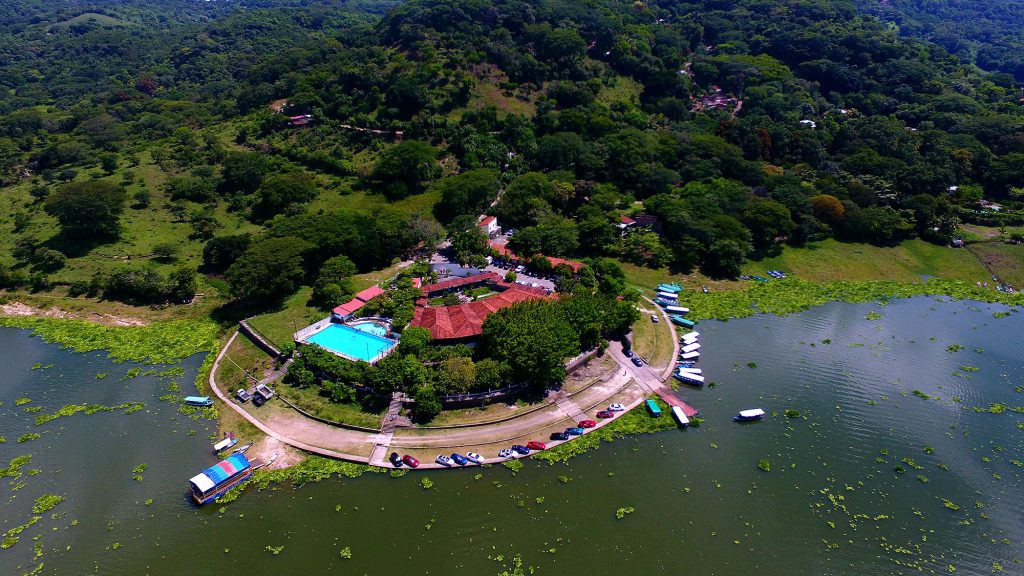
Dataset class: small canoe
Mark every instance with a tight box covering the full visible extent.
[233,443,253,455]
[734,408,766,422]
[184,396,213,407]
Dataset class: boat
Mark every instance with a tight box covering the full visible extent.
[674,372,704,386]
[266,452,279,467]
[734,408,766,422]
[663,305,689,315]
[656,283,682,293]
[681,335,699,345]
[677,367,702,375]
[671,316,696,328]
[233,443,253,455]
[679,351,700,361]
[681,342,701,353]
[183,396,213,407]
[671,406,690,427]
[677,362,695,369]
[212,435,237,453]
[681,331,700,340]
[656,291,679,301]
[187,454,253,505]
[645,399,662,417]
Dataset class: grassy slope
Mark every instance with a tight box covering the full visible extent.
[630,310,674,368]
[246,287,324,348]
[967,243,1024,287]
[622,238,993,295]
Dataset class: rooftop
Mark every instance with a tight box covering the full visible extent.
[411,284,551,341]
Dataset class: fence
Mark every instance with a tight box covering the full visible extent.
[292,316,333,342]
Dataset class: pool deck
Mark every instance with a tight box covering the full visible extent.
[296,320,398,364]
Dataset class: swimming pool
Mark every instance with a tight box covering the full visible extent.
[349,320,388,337]
[306,324,396,362]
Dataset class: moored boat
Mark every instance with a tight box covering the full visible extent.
[212,435,237,453]
[734,408,766,422]
[233,443,253,455]
[674,372,704,386]
[681,342,701,353]
[671,405,690,427]
[679,350,700,360]
[187,454,252,505]
[184,396,213,407]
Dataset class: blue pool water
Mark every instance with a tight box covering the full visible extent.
[306,324,395,361]
[349,321,388,337]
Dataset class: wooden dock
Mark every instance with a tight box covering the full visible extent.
[655,388,699,418]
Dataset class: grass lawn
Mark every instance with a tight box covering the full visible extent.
[349,261,407,292]
[246,287,325,349]
[748,238,990,284]
[630,309,674,369]
[967,243,1024,287]
[275,383,385,429]
[427,400,532,427]
[215,333,275,390]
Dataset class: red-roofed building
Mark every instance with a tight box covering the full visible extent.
[421,272,502,297]
[411,285,552,342]
[478,215,500,237]
[331,284,387,320]
[354,285,385,302]
[489,241,584,273]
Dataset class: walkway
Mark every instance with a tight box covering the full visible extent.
[368,393,406,466]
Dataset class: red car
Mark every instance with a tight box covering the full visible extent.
[578,419,597,428]
[526,441,546,451]
[402,455,420,468]
[596,410,615,419]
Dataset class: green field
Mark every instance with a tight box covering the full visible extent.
[621,238,994,297]
[630,308,674,369]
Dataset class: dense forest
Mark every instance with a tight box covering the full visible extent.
[0,0,1022,308]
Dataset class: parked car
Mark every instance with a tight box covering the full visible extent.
[550,431,569,441]
[526,441,547,451]
[451,453,469,466]
[498,448,513,458]
[651,314,659,323]
[236,389,251,403]
[597,410,615,419]
[578,420,597,428]
[436,454,453,466]
[631,357,644,367]
[389,452,403,467]
[466,452,484,464]
[565,427,584,436]
[511,444,531,455]
[624,349,634,358]
[608,403,626,412]
[402,455,420,468]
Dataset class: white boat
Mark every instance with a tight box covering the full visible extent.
[677,367,702,375]
[734,408,766,422]
[657,291,679,301]
[674,372,704,385]
[681,335,699,345]
[681,331,700,340]
[213,436,237,453]
[671,406,690,427]
[663,305,690,314]
[681,342,701,353]
[679,351,700,360]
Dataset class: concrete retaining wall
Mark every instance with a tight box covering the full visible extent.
[238,319,283,359]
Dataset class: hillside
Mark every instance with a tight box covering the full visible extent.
[0,0,1021,323]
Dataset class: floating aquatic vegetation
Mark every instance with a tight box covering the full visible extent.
[534,398,676,464]
[941,499,960,511]
[420,478,434,490]
[784,409,801,418]
[34,402,145,425]
[95,373,107,379]
[615,506,635,519]
[264,545,284,555]
[389,469,407,478]
[31,494,64,514]
[1,516,41,549]
[946,345,963,353]
[17,433,40,443]
[757,459,771,472]
[747,362,758,369]
[339,546,352,559]
[15,398,31,405]
[503,460,523,474]
[0,317,220,364]
[865,311,883,321]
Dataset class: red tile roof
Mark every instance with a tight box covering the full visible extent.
[411,285,551,341]
[332,298,365,316]
[355,285,385,302]
[421,272,502,296]
[479,215,496,226]
[411,277,422,288]
[619,214,635,225]
[487,241,583,272]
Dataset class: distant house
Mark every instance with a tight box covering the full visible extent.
[478,215,500,237]
[288,114,313,127]
[616,214,636,233]
[633,214,663,235]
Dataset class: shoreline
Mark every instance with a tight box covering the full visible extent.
[3,278,1021,483]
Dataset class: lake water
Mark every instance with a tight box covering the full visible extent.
[1,297,1022,575]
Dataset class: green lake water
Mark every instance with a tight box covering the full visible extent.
[1,297,1022,575]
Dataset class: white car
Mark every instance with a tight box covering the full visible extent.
[650,314,659,323]
[435,455,452,466]
[466,452,484,464]
[608,403,626,412]
[498,448,513,458]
